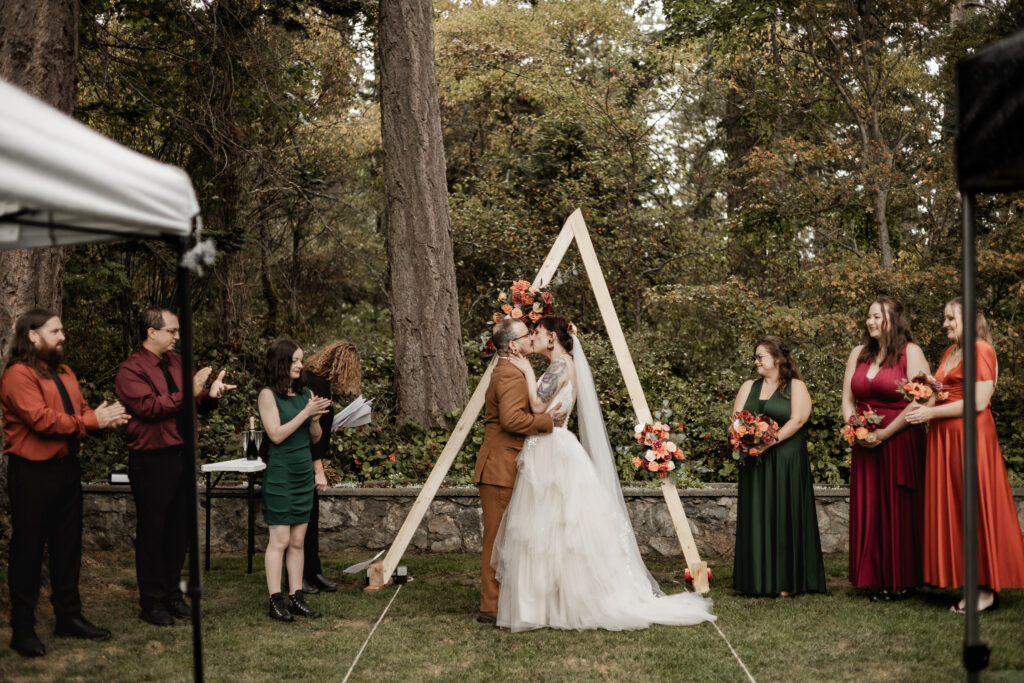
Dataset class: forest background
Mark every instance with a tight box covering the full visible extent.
[47,0,1024,487]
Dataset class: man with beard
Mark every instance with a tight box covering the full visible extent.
[0,309,130,657]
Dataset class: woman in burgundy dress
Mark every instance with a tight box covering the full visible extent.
[841,296,930,601]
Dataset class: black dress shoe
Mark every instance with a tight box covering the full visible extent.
[269,592,294,622]
[139,605,174,626]
[301,579,320,595]
[167,596,191,619]
[55,615,111,641]
[11,630,46,657]
[313,574,338,592]
[476,611,497,624]
[289,590,321,619]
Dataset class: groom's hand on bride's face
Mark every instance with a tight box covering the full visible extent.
[551,402,567,427]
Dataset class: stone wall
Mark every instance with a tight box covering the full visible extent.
[81,483,1024,559]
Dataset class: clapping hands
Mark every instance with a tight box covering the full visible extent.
[94,400,130,429]
[304,394,332,420]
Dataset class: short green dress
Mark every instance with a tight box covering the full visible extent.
[733,378,826,596]
[262,388,315,526]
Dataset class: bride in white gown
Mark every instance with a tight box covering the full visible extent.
[492,315,715,632]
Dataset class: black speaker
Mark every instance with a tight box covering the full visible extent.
[956,29,1024,194]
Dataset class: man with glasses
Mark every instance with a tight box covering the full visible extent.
[115,308,235,626]
[473,318,567,624]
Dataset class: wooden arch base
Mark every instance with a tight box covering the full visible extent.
[365,209,710,594]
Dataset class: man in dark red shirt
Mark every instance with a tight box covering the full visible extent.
[0,309,130,658]
[115,307,235,626]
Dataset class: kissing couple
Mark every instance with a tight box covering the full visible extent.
[474,314,716,631]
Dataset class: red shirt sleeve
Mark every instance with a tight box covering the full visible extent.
[1,365,94,438]
[115,358,184,420]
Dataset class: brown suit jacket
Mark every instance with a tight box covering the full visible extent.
[473,360,554,488]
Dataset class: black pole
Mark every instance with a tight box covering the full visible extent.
[178,236,205,682]
[960,192,988,678]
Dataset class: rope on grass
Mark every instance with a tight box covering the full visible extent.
[710,620,756,683]
[341,584,404,683]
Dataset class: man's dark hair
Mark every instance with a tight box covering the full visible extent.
[139,307,172,342]
[265,338,306,397]
[6,308,61,375]
[492,319,522,353]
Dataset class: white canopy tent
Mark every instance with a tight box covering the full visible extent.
[0,78,199,247]
[0,78,206,681]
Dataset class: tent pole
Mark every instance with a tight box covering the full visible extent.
[960,191,987,679]
[178,236,205,682]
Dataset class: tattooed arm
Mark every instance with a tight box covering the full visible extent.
[530,357,570,413]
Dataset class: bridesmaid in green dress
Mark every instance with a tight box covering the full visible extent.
[731,336,826,596]
[258,339,331,622]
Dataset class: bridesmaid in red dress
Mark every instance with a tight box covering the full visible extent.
[842,296,930,601]
[906,298,1024,612]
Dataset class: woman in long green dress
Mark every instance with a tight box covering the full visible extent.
[731,336,826,596]
[258,339,331,621]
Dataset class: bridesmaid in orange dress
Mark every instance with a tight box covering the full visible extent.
[906,298,1024,612]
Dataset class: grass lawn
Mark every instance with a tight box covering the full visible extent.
[1,551,1022,682]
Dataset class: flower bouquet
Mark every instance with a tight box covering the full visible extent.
[491,279,554,327]
[897,373,949,404]
[729,410,780,462]
[841,409,884,445]
[630,422,684,480]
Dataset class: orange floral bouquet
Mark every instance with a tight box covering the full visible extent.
[897,373,949,404]
[728,410,780,463]
[491,279,554,327]
[630,422,685,480]
[841,409,884,445]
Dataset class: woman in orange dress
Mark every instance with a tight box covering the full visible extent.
[906,298,1024,612]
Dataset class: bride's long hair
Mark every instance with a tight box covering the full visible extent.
[536,315,574,354]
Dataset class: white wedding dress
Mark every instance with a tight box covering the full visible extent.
[492,341,716,632]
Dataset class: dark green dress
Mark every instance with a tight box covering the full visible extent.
[262,388,315,526]
[733,378,826,596]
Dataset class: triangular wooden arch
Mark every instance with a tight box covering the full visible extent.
[367,209,709,592]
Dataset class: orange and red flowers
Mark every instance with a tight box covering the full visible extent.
[728,410,780,464]
[631,422,684,481]
[841,409,884,445]
[897,373,949,404]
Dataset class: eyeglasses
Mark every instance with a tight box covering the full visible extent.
[513,331,532,342]
[154,327,180,336]
[753,354,771,363]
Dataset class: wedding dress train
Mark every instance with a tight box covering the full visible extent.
[492,359,715,632]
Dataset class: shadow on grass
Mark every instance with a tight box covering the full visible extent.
[0,552,1022,682]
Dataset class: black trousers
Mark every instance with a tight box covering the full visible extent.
[7,453,84,631]
[303,487,322,579]
[129,448,189,609]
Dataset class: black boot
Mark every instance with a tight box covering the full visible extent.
[289,590,321,619]
[313,573,338,592]
[269,592,294,622]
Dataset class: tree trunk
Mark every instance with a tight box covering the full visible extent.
[379,0,467,426]
[0,0,78,359]
[0,0,80,561]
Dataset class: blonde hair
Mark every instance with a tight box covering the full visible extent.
[947,297,993,346]
[304,341,361,394]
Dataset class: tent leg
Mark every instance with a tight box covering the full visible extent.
[178,237,204,682]
[960,192,988,679]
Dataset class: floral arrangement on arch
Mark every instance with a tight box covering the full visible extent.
[630,421,685,480]
[481,279,556,356]
[492,279,554,326]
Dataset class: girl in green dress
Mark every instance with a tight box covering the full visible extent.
[730,336,826,596]
[258,339,331,621]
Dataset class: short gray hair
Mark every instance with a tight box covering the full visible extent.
[492,319,522,353]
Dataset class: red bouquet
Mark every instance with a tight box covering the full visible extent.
[841,409,884,445]
[729,410,780,462]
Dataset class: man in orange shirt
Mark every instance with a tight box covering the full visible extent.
[0,309,130,658]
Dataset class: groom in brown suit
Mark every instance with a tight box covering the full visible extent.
[474,318,567,624]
